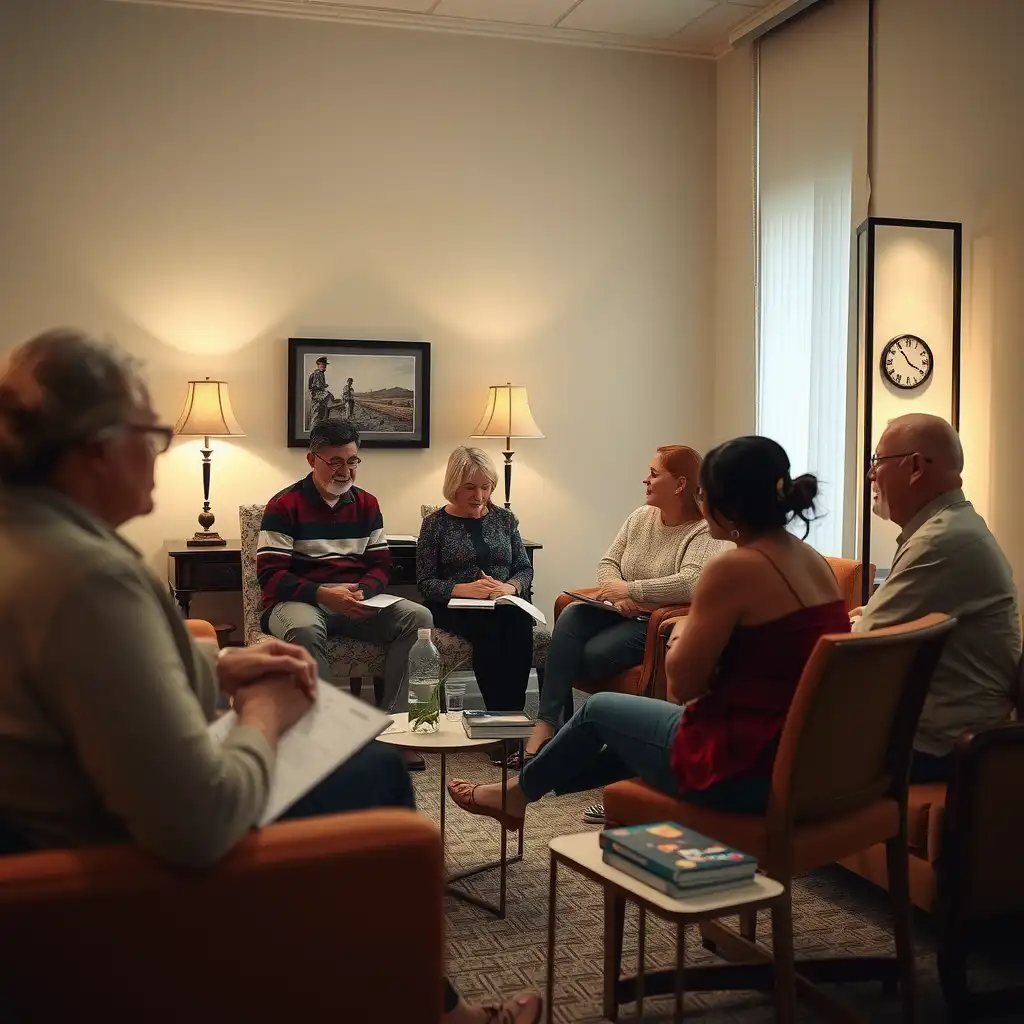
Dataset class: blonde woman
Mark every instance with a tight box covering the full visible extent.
[417,447,534,712]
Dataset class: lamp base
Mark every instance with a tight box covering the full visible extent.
[187,532,226,547]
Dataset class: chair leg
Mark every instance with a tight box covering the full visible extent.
[348,677,362,699]
[885,834,918,1023]
[739,908,758,943]
[602,887,627,1022]
[936,913,969,1023]
[770,891,797,1024]
[373,676,385,707]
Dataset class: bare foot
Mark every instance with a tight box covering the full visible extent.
[443,991,542,1023]
[448,778,529,821]
[525,720,553,756]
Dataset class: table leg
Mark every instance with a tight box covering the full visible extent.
[546,854,557,1024]
[675,921,686,1023]
[517,740,525,860]
[439,751,446,853]
[499,740,508,918]
[636,905,646,1017]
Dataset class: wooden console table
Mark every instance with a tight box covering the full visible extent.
[166,538,543,617]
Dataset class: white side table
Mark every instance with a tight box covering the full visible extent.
[379,713,524,918]
[546,832,790,1023]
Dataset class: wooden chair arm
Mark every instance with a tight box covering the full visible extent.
[0,809,444,1022]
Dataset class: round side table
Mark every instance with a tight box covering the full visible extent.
[379,713,524,918]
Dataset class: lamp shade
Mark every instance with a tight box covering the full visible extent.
[471,382,544,440]
[173,378,245,437]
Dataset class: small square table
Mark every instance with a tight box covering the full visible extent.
[546,831,789,1023]
[379,712,523,918]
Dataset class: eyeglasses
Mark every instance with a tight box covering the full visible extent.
[312,452,362,471]
[128,424,173,454]
[869,452,933,468]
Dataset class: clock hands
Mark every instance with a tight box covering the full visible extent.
[898,345,923,375]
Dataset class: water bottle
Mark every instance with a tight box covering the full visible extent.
[407,627,441,733]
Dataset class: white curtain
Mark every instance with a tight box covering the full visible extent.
[756,0,868,556]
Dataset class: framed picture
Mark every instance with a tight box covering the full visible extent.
[287,338,431,448]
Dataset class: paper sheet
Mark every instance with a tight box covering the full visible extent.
[447,594,546,624]
[209,682,391,825]
[361,593,404,609]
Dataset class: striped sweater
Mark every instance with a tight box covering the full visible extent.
[597,506,730,605]
[256,476,390,618]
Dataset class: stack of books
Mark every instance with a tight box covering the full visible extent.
[599,822,757,898]
[461,710,534,740]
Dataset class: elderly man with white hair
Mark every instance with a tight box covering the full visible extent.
[853,413,1021,782]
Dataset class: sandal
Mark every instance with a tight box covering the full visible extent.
[480,992,543,1024]
[446,779,525,832]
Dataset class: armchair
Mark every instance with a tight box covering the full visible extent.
[0,619,445,1023]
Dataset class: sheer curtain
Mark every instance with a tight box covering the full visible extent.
[756,0,868,556]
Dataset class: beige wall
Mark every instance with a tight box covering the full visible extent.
[0,0,716,626]
[872,0,1024,577]
[712,44,757,444]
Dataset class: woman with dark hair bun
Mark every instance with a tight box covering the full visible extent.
[447,435,850,828]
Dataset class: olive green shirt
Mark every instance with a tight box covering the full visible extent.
[0,488,275,867]
[854,489,1020,756]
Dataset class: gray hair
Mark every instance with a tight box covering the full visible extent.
[0,328,145,484]
[442,445,499,502]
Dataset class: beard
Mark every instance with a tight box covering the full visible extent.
[323,478,354,497]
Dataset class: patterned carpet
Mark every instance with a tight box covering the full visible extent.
[412,750,1024,1023]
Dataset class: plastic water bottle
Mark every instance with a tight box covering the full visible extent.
[407,627,441,733]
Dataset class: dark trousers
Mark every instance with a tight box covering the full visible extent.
[909,749,952,784]
[428,603,534,712]
[278,739,416,819]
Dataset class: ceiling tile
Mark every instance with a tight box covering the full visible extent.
[560,0,717,39]
[432,0,576,26]
[672,0,761,49]
[307,0,438,13]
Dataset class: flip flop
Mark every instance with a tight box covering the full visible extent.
[446,779,525,833]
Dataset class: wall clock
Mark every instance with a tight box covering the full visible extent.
[880,334,933,390]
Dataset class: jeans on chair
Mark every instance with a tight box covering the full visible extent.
[266,598,433,712]
[536,603,648,728]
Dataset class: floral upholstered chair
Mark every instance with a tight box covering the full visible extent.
[239,505,386,695]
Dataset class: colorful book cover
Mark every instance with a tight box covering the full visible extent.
[599,822,757,884]
[602,851,755,899]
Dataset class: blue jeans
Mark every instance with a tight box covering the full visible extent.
[520,691,684,800]
[520,691,775,813]
[537,603,649,727]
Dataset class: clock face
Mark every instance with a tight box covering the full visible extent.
[881,334,934,390]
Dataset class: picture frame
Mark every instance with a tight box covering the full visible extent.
[287,338,431,449]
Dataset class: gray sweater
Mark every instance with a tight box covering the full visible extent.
[0,488,273,867]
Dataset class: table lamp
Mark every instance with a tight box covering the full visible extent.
[471,382,544,509]
[173,377,245,547]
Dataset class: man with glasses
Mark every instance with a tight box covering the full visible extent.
[852,413,1020,782]
[257,419,432,738]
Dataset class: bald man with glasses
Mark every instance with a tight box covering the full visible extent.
[852,413,1020,782]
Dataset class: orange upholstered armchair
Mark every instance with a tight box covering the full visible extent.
[548,589,689,720]
[602,614,954,1022]
[0,620,445,1024]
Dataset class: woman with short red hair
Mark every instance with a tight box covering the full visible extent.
[524,445,728,774]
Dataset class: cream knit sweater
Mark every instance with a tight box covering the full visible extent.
[596,506,729,605]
